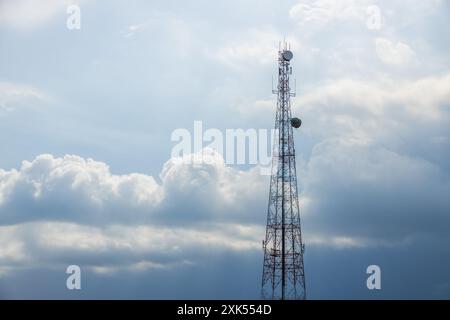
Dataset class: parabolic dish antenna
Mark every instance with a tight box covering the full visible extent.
[282,50,293,61]
[291,117,302,129]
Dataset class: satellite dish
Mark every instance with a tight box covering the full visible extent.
[291,117,302,129]
[282,50,293,61]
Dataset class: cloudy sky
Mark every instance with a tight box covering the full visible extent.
[1,0,450,299]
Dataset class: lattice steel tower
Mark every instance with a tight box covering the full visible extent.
[261,45,306,300]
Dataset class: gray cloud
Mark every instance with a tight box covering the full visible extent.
[303,141,450,241]
[290,72,450,245]
[0,150,267,226]
[1,0,450,299]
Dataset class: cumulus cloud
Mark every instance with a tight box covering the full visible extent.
[0,150,268,275]
[295,72,450,138]
[1,145,400,277]
[291,72,450,244]
[0,154,162,225]
[2,71,450,272]
[0,150,266,226]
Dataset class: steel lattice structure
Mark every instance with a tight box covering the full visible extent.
[261,46,306,300]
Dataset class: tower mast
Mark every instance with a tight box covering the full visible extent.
[261,44,306,300]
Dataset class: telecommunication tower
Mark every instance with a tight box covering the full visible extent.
[261,44,306,300]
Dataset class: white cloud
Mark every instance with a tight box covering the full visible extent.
[289,0,369,26]
[0,217,384,277]
[375,38,416,66]
[0,82,46,115]
[294,72,450,136]
[208,28,288,69]
[121,11,192,41]
[0,221,263,277]
[0,0,83,30]
[0,147,269,274]
[289,0,443,30]
[290,72,450,243]
[0,153,163,223]
[4,144,411,277]
[0,150,267,225]
[122,22,148,38]
[307,235,368,248]
[0,225,27,263]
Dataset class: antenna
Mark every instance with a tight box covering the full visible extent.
[272,75,274,93]
[261,46,306,300]
[272,74,278,94]
[292,78,297,97]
